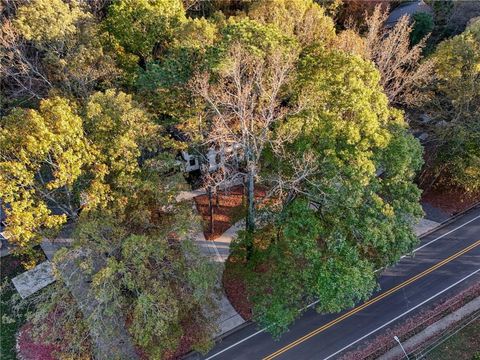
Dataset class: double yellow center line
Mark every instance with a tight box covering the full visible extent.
[264,239,480,360]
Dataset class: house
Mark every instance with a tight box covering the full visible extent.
[385,0,433,28]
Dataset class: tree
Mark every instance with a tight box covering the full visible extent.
[0,97,91,252]
[3,91,220,358]
[14,0,86,42]
[1,0,121,108]
[278,45,423,266]
[0,18,52,108]
[81,89,161,213]
[242,200,377,335]
[248,0,336,47]
[363,5,434,105]
[336,0,388,30]
[191,18,299,240]
[232,45,423,334]
[334,28,368,58]
[104,0,186,66]
[411,12,434,45]
[12,168,219,359]
[0,90,161,253]
[426,22,480,192]
[136,16,219,124]
[78,206,219,358]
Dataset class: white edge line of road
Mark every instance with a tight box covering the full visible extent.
[322,267,480,360]
[406,213,480,256]
[204,213,480,360]
[204,300,323,360]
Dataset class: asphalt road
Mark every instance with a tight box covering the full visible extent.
[199,206,480,360]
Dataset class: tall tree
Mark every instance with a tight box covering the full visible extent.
[13,168,219,359]
[1,0,120,108]
[235,45,423,333]
[191,19,299,238]
[363,5,434,105]
[14,0,86,42]
[410,12,434,45]
[0,90,160,253]
[426,21,480,192]
[137,16,219,124]
[0,97,91,251]
[81,89,160,213]
[275,45,424,266]
[3,92,220,357]
[104,0,186,67]
[248,0,336,47]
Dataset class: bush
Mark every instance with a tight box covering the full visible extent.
[411,12,434,45]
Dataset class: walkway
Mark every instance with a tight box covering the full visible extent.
[179,189,246,336]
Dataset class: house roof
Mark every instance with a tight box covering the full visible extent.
[386,0,433,27]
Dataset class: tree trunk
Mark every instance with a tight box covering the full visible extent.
[246,167,255,233]
[207,186,214,234]
[245,165,255,260]
[138,55,147,71]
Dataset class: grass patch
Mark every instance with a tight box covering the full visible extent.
[425,318,480,360]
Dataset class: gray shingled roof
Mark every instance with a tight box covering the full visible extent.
[386,0,433,27]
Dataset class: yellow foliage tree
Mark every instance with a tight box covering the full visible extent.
[248,0,336,47]
[82,89,160,213]
[0,90,160,253]
[14,0,87,42]
[0,97,92,250]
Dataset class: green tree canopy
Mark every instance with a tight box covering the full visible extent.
[104,0,186,62]
[429,21,480,192]
[411,12,434,45]
[276,46,423,265]
[235,46,423,334]
[15,168,219,359]
[136,17,219,124]
[14,0,87,42]
[81,89,160,212]
[9,0,121,101]
[78,206,219,358]
[248,0,336,47]
[0,90,163,253]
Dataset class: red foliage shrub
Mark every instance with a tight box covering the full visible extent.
[17,323,59,360]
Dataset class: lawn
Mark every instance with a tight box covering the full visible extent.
[425,318,480,360]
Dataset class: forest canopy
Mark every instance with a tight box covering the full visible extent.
[1,0,479,359]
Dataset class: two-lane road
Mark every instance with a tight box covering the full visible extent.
[200,206,480,360]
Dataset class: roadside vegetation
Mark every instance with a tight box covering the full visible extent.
[0,252,42,360]
[1,256,24,360]
[0,0,479,358]
[426,319,480,360]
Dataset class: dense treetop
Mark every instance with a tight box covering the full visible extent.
[1,0,478,358]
